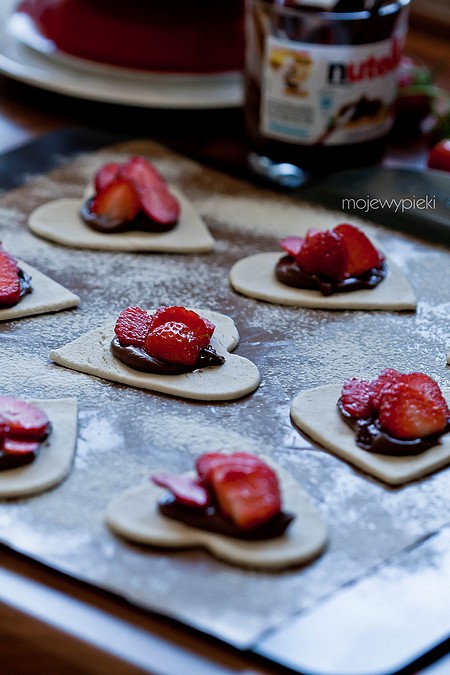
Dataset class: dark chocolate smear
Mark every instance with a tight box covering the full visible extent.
[0,445,40,471]
[337,398,450,456]
[80,198,176,234]
[158,493,294,541]
[275,256,386,296]
[111,337,225,375]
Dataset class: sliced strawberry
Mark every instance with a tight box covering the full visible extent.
[114,306,153,347]
[0,397,50,440]
[209,463,282,529]
[196,452,266,484]
[152,472,210,508]
[119,156,167,192]
[378,381,449,440]
[140,188,180,227]
[334,224,384,277]
[371,368,404,410]
[150,306,214,349]
[403,372,450,415]
[144,321,201,366]
[296,230,348,280]
[94,162,121,193]
[0,245,21,307]
[119,156,180,226]
[340,378,374,419]
[3,438,40,455]
[280,236,304,257]
[90,177,140,223]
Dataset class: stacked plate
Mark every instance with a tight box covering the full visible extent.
[1,0,244,108]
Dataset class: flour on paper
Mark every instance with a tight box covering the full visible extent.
[0,261,80,321]
[50,310,260,401]
[105,460,327,570]
[0,398,78,498]
[28,187,214,253]
[230,253,416,311]
[291,384,450,485]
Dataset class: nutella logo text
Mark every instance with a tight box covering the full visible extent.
[327,39,401,85]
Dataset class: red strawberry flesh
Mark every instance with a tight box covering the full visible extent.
[150,306,214,349]
[334,223,383,277]
[119,156,180,225]
[140,188,180,226]
[378,381,449,440]
[152,473,210,508]
[114,306,153,347]
[94,162,121,193]
[196,451,267,484]
[144,321,201,366]
[209,463,282,529]
[90,177,140,223]
[280,236,304,257]
[0,245,21,307]
[119,156,168,192]
[370,368,403,410]
[341,378,374,419]
[0,397,50,440]
[196,452,282,529]
[296,230,348,280]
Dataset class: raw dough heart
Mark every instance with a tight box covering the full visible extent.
[230,253,417,311]
[105,459,327,570]
[28,187,214,253]
[49,310,260,401]
[291,384,450,485]
[0,260,80,321]
[0,398,78,498]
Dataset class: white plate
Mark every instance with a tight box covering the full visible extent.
[0,0,244,109]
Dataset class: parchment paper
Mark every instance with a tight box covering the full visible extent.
[0,140,449,648]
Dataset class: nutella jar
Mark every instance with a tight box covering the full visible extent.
[244,0,410,181]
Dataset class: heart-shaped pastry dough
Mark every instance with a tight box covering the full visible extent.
[105,459,327,570]
[50,310,260,401]
[291,384,450,485]
[230,252,416,311]
[28,187,214,253]
[0,398,78,498]
[0,260,80,321]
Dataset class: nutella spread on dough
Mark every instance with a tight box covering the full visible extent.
[111,337,224,375]
[158,493,294,540]
[276,255,386,296]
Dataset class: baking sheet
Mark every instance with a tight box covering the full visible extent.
[0,138,449,654]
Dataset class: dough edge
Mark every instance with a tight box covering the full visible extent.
[28,187,214,253]
[0,398,78,498]
[0,261,80,322]
[230,252,417,310]
[49,309,261,401]
[290,383,450,485]
[105,458,327,570]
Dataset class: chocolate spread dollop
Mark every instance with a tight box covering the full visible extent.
[276,256,386,297]
[337,398,450,456]
[0,267,33,309]
[80,199,176,234]
[111,337,225,375]
[158,492,294,541]
[0,446,39,471]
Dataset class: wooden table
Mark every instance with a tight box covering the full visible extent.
[0,24,449,675]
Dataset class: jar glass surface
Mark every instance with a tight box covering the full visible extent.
[244,0,410,175]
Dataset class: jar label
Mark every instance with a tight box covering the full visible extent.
[260,36,402,145]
